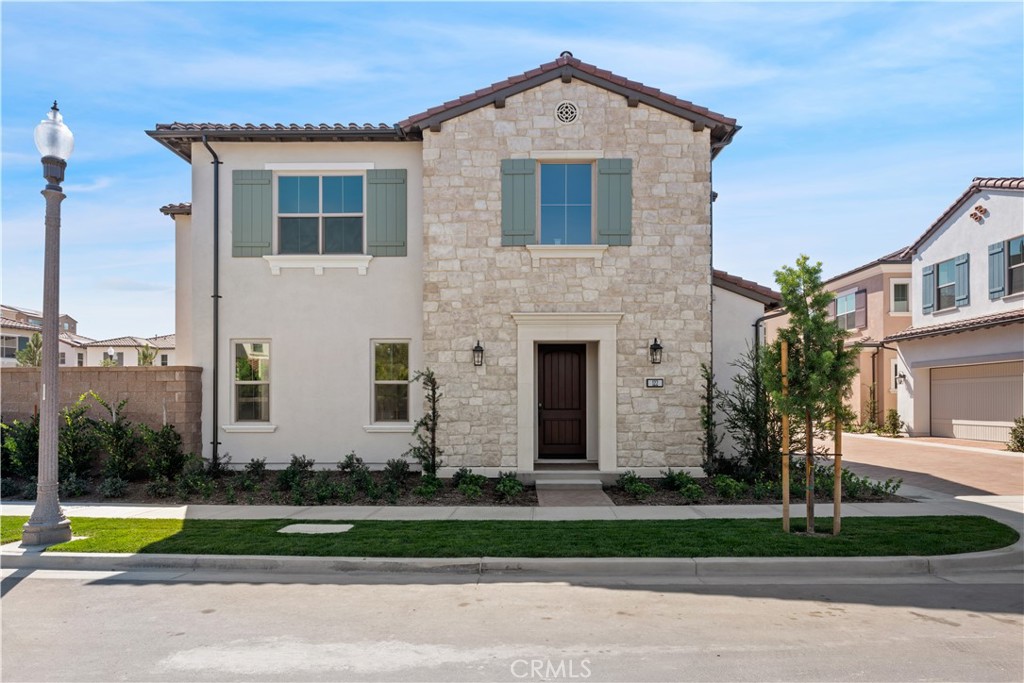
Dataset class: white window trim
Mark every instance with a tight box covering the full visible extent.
[363,423,415,434]
[935,258,957,311]
[1006,236,1024,297]
[889,278,911,316]
[264,253,373,275]
[265,162,375,171]
[525,244,608,268]
[274,172,368,259]
[231,339,271,427]
[527,150,605,160]
[537,160,598,246]
[371,339,411,425]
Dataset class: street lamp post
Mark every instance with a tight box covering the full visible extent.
[22,102,74,545]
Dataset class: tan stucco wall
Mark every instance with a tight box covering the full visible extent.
[420,79,713,471]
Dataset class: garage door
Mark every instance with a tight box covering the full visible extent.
[930,361,1023,441]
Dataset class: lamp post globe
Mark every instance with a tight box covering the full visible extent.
[22,102,73,546]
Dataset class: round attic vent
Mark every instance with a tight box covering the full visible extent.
[555,101,579,124]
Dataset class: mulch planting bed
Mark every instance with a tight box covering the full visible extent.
[606,477,911,506]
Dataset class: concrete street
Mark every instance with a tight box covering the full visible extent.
[2,568,1022,682]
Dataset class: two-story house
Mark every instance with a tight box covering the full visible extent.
[762,248,914,427]
[149,53,776,476]
[1,304,94,368]
[886,178,1024,442]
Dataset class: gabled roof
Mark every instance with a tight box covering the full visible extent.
[88,334,175,349]
[823,245,912,286]
[907,177,1024,255]
[0,316,38,332]
[397,52,738,156]
[712,269,781,308]
[59,332,95,348]
[147,52,739,162]
[883,309,1024,343]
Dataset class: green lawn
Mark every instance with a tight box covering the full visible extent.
[1,515,1017,558]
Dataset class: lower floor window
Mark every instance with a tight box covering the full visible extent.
[77,352,84,367]
[373,341,409,422]
[59,352,65,365]
[235,341,270,422]
[160,354,169,366]
[1,336,18,359]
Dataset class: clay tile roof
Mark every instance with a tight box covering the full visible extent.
[146,334,176,348]
[907,177,1024,255]
[884,309,1024,343]
[88,336,153,348]
[823,245,912,285]
[396,52,738,154]
[159,202,192,217]
[712,269,782,308]
[0,316,38,332]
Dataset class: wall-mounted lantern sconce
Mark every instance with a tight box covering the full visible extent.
[473,340,484,367]
[895,371,907,386]
[649,338,663,365]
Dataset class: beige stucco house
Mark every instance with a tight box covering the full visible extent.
[1,304,93,369]
[149,53,780,475]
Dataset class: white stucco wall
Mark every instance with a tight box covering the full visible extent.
[711,285,767,457]
[187,141,424,466]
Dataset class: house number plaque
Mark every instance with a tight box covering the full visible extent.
[645,378,665,388]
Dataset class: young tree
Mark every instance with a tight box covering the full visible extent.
[137,344,157,366]
[718,344,785,482]
[15,332,43,367]
[406,368,444,477]
[761,255,858,532]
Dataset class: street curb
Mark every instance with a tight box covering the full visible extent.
[3,542,1021,577]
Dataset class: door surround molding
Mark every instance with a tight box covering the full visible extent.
[511,312,622,472]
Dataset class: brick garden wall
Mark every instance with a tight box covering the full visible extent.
[1,367,203,456]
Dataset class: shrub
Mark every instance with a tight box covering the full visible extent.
[617,470,655,501]
[452,467,486,489]
[311,471,336,504]
[1,477,21,498]
[59,472,89,498]
[337,451,366,474]
[751,478,778,500]
[660,468,697,492]
[145,475,175,498]
[1007,416,1024,453]
[383,458,410,488]
[679,480,704,504]
[175,469,214,500]
[457,482,483,500]
[277,454,316,491]
[712,474,747,500]
[59,397,99,478]
[245,457,267,481]
[90,393,142,481]
[878,409,905,437]
[140,424,188,480]
[414,474,443,499]
[698,363,725,476]
[2,415,40,478]
[99,476,128,499]
[496,471,525,501]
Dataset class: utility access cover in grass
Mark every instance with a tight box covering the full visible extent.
[277,524,354,535]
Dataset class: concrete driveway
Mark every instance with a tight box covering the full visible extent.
[841,433,1023,496]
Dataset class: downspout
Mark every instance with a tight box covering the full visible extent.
[201,135,222,467]
[857,341,898,425]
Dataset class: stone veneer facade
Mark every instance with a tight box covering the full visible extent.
[420,79,713,471]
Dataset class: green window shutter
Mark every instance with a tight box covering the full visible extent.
[597,158,633,246]
[921,264,935,314]
[367,169,408,257]
[988,242,1006,300]
[232,170,272,257]
[954,253,970,307]
[501,159,537,246]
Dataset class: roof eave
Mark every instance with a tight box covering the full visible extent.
[146,127,407,163]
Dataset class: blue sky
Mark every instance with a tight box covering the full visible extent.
[2,1,1022,341]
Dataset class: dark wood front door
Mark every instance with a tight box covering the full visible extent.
[538,344,586,459]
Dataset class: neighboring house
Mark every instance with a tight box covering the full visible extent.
[1,304,93,368]
[885,177,1024,442]
[764,248,914,426]
[85,334,176,367]
[149,52,774,475]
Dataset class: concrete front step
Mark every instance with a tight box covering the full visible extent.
[534,478,605,491]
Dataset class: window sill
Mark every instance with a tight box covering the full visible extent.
[525,244,608,267]
[931,306,961,316]
[222,424,278,433]
[263,254,373,276]
[889,311,912,317]
[1001,292,1024,302]
[363,423,415,434]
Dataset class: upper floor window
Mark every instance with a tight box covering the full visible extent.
[936,258,956,311]
[540,163,592,245]
[278,175,364,255]
[835,292,857,330]
[1,336,17,359]
[890,278,910,314]
[1008,236,1023,295]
